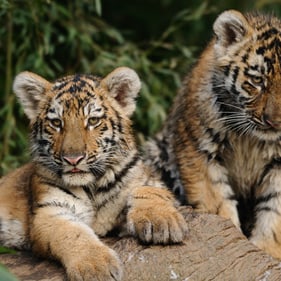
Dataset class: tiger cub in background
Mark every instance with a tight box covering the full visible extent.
[144,10,281,259]
[0,67,187,281]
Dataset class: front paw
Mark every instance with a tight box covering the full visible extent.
[127,186,188,244]
[66,244,122,281]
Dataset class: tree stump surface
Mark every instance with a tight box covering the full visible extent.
[1,207,281,281]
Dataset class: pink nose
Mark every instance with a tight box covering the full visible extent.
[63,155,85,166]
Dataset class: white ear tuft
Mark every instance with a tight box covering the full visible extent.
[13,71,51,120]
[101,67,141,116]
[213,10,251,48]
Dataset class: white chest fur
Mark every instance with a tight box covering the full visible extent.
[221,134,281,195]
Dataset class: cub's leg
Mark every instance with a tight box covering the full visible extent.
[31,180,122,281]
[127,186,188,244]
[31,206,122,281]
[250,170,281,259]
[181,156,240,229]
[31,208,122,281]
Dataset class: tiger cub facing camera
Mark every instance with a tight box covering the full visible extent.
[144,10,281,259]
[0,67,187,281]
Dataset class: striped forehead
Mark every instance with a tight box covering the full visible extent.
[47,74,104,118]
[251,37,281,75]
[52,74,101,97]
[236,29,281,75]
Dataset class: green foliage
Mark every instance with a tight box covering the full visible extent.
[0,264,18,281]
[0,247,18,281]
[1,0,281,176]
[0,246,16,254]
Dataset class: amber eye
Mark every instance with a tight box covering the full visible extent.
[250,76,264,86]
[50,118,62,128]
[87,117,100,127]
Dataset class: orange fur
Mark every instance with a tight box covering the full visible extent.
[0,68,187,281]
[144,10,281,259]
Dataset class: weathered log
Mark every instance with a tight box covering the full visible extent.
[1,207,281,281]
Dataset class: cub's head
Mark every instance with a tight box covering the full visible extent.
[212,10,281,140]
[13,67,141,186]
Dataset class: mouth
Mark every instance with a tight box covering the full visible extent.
[69,167,83,173]
[255,122,281,133]
[64,166,88,174]
[252,115,281,131]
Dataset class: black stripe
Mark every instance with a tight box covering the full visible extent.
[237,195,255,237]
[223,65,231,76]
[242,53,249,63]
[98,153,140,192]
[255,205,281,216]
[39,178,80,199]
[37,201,73,210]
[201,150,214,162]
[214,154,224,165]
[154,138,178,193]
[160,169,176,192]
[264,56,275,74]
[273,231,281,245]
[55,86,92,100]
[244,66,259,76]
[256,28,278,40]
[232,66,239,83]
[25,175,35,245]
[52,80,68,91]
[82,185,94,200]
[258,158,281,187]
[114,109,124,134]
[230,66,240,95]
[206,128,222,145]
[103,137,116,146]
[256,191,280,206]
[256,46,266,55]
[55,89,71,99]
[256,40,281,57]
[100,124,108,132]
[227,194,237,201]
[242,81,256,95]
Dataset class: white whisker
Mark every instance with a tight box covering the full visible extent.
[216,101,244,111]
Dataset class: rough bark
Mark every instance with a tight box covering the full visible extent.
[1,207,281,281]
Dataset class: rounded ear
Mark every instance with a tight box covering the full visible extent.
[101,67,141,117]
[213,10,252,48]
[13,71,51,120]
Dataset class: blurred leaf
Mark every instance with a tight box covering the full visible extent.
[0,246,16,254]
[95,0,102,16]
[0,264,18,281]
[1,0,281,174]
[255,0,281,9]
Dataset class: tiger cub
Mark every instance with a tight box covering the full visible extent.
[0,67,187,281]
[144,10,281,259]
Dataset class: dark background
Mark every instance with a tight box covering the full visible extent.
[1,0,281,175]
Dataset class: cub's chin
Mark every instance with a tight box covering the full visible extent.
[251,126,281,142]
[62,171,94,186]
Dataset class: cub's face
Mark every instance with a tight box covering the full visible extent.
[212,10,281,141]
[13,68,141,186]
